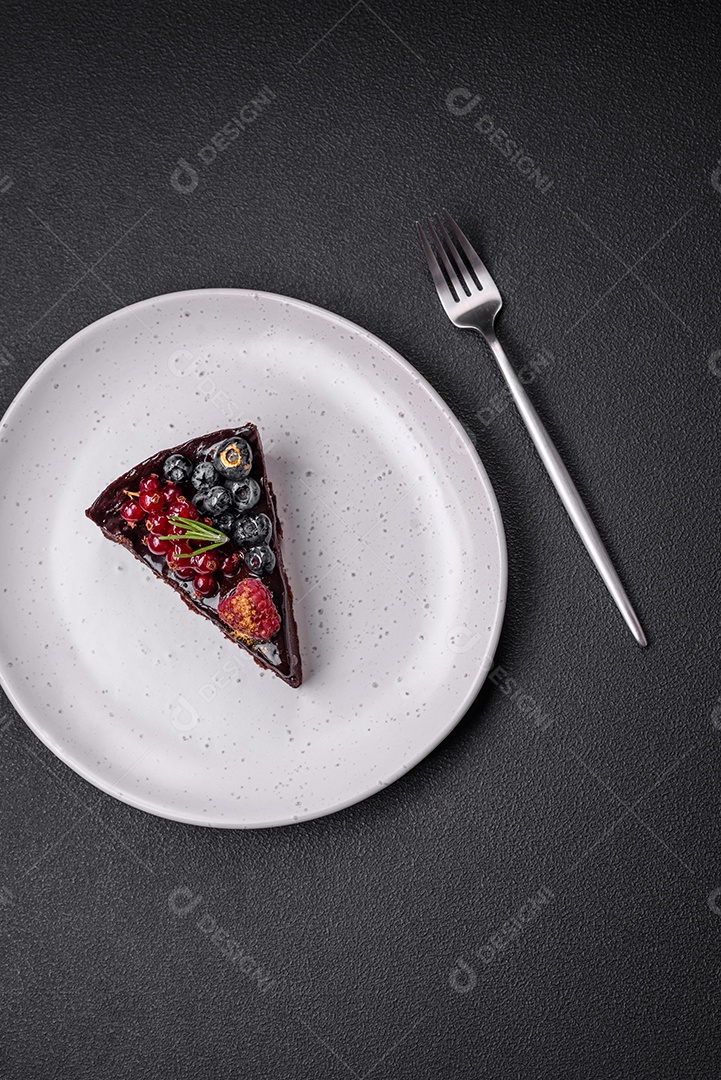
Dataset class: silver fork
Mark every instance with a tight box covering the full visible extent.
[417,209,647,647]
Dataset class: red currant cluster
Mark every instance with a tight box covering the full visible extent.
[120,475,241,598]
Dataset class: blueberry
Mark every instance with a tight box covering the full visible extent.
[231,512,271,547]
[214,510,237,535]
[213,437,252,479]
[191,461,218,490]
[163,454,192,484]
[191,485,211,510]
[228,478,261,512]
[203,485,232,517]
[244,544,276,576]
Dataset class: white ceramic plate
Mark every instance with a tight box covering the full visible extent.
[0,290,506,827]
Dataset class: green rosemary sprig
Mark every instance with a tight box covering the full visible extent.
[157,516,230,557]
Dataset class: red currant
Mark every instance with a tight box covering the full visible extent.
[221,552,241,577]
[193,573,218,598]
[139,474,162,495]
[146,512,170,536]
[145,534,171,557]
[168,498,198,520]
[168,540,192,559]
[163,482,184,504]
[175,564,196,581]
[121,500,144,523]
[190,551,221,574]
[139,490,164,514]
[168,542,195,579]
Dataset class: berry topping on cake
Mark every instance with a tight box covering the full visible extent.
[213,509,237,534]
[139,475,162,495]
[193,573,219,598]
[190,461,218,489]
[244,544,276,576]
[139,490,164,514]
[213,437,252,479]
[228,477,261,512]
[220,551,242,577]
[146,512,170,535]
[190,551,222,575]
[202,485,232,517]
[163,454,192,484]
[121,499,144,523]
[232,512,271,547]
[167,542,196,579]
[218,578,281,642]
[145,534,172,557]
[162,481,184,504]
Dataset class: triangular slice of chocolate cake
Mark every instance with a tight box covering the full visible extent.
[86,426,302,687]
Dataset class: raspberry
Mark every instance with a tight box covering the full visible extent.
[218,578,281,642]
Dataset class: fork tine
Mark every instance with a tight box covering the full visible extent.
[434,214,475,296]
[442,208,497,292]
[416,221,454,309]
[425,218,467,300]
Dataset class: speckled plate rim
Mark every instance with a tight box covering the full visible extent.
[0,289,507,827]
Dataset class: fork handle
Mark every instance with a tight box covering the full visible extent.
[484,332,647,646]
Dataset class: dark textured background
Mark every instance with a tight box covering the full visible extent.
[1,1,720,1076]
